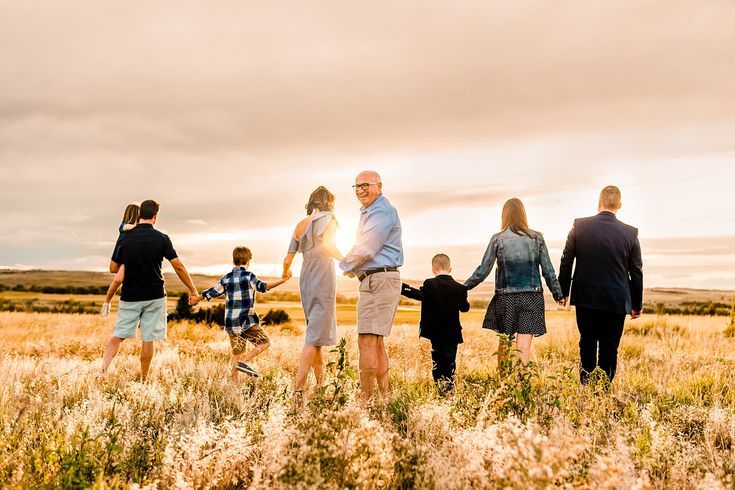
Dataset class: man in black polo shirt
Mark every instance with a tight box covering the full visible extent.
[101,200,198,381]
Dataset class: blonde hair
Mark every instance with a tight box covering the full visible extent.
[306,186,335,215]
[233,246,253,266]
[432,253,451,271]
[599,185,622,210]
[121,204,140,225]
[500,198,537,237]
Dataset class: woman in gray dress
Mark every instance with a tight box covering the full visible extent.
[282,186,343,393]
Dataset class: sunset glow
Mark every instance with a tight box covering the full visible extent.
[0,2,733,288]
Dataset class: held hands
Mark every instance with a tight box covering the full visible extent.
[188,294,202,306]
[282,269,293,281]
[631,309,641,320]
[557,297,568,307]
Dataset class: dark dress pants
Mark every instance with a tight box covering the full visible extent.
[575,307,626,384]
[430,341,458,393]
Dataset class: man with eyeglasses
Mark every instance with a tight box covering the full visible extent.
[340,170,404,402]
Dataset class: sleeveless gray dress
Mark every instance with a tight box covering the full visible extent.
[288,211,338,347]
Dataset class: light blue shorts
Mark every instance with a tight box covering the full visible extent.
[113,298,167,342]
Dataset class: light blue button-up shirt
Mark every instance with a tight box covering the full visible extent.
[339,194,404,273]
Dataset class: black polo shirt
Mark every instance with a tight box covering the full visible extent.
[111,224,178,302]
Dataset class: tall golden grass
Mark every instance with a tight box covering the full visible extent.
[1,309,734,488]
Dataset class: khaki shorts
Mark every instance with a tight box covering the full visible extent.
[114,298,167,342]
[357,271,401,336]
[228,325,270,355]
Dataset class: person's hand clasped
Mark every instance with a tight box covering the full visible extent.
[188,295,201,306]
[283,270,293,281]
[631,309,641,320]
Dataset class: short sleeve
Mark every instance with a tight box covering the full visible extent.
[288,236,299,253]
[111,235,125,263]
[163,235,178,261]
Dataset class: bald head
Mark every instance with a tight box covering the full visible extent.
[356,170,381,183]
[354,169,383,207]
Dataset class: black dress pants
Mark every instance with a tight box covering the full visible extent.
[431,341,458,392]
[575,307,626,384]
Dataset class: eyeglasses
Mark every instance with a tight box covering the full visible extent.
[352,182,379,192]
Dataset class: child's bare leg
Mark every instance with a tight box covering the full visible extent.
[101,266,124,316]
[230,353,242,381]
[105,266,125,303]
[228,334,247,381]
[241,341,270,363]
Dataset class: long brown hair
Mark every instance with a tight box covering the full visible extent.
[500,198,537,237]
[305,186,335,215]
[121,204,140,225]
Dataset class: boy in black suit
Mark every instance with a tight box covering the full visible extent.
[401,254,470,394]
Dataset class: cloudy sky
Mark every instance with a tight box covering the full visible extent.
[1,1,734,288]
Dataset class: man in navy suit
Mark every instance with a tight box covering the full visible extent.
[559,186,643,384]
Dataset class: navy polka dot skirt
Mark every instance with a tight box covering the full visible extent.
[483,291,547,338]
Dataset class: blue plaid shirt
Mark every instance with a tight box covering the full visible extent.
[201,267,267,334]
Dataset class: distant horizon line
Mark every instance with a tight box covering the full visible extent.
[1,267,733,293]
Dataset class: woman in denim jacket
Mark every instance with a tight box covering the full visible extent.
[465,198,564,365]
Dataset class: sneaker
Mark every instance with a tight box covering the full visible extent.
[236,362,260,377]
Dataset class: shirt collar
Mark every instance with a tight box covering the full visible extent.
[360,194,385,213]
[136,223,153,228]
[598,211,617,219]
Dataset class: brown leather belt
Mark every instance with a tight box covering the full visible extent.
[357,267,398,282]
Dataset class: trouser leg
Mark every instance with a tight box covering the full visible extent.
[576,307,599,384]
[430,343,441,383]
[431,341,458,392]
[598,313,626,382]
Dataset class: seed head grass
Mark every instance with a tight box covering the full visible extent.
[0,310,734,488]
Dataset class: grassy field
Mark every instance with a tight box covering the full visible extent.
[2,269,733,305]
[2,306,735,488]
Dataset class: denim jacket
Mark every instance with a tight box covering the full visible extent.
[464,228,563,300]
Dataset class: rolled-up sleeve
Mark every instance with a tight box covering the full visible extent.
[253,276,268,293]
[202,279,225,300]
[339,209,395,272]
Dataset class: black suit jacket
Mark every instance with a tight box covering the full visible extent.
[558,211,643,314]
[401,274,469,344]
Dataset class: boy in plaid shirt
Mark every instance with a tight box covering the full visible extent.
[191,246,291,380]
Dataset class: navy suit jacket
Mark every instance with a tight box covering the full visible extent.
[558,211,643,314]
[401,275,469,344]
